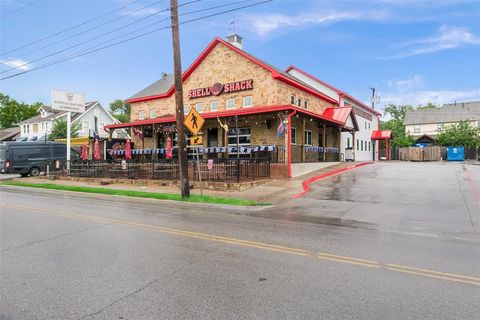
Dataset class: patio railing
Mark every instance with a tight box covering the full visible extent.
[68,158,270,182]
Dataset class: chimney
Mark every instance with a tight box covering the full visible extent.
[226,34,243,50]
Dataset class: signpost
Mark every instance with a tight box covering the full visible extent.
[52,89,85,171]
[184,107,205,195]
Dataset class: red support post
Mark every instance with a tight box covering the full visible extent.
[287,110,297,178]
[386,139,389,161]
[377,140,380,161]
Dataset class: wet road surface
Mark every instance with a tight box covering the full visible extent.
[284,161,480,240]
[1,162,480,319]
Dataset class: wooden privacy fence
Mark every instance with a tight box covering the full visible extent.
[399,146,446,161]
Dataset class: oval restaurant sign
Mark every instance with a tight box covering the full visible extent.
[188,79,253,99]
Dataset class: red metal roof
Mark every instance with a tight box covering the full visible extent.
[285,65,383,117]
[371,130,392,140]
[322,107,352,126]
[105,105,348,130]
[125,38,337,105]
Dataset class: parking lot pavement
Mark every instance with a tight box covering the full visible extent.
[283,161,480,239]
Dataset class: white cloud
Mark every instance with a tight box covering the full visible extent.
[380,75,480,106]
[245,10,390,36]
[0,58,31,71]
[387,74,424,92]
[389,25,480,59]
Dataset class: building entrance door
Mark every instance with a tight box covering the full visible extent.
[208,128,218,147]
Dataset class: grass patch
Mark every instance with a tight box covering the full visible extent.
[1,181,270,206]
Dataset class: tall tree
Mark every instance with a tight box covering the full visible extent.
[436,120,480,147]
[0,93,41,129]
[109,99,131,123]
[380,104,415,147]
[416,102,439,110]
[48,119,81,140]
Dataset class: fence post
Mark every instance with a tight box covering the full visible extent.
[236,159,240,183]
[151,159,154,179]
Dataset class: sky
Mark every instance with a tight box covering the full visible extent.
[1,0,479,116]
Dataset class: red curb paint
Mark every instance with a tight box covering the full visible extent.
[292,162,374,198]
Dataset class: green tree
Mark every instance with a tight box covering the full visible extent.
[436,120,480,147]
[380,104,415,147]
[109,99,131,123]
[48,119,81,140]
[0,93,41,129]
[416,102,438,110]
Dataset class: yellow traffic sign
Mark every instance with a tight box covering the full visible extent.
[184,107,205,135]
[190,135,203,145]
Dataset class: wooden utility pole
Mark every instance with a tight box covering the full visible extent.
[170,0,190,197]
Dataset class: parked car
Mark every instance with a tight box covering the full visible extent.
[0,141,80,177]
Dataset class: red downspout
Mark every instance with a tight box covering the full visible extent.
[287,109,297,178]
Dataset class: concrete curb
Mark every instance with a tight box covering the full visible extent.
[291,161,374,198]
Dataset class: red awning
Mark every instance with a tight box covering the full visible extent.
[105,105,349,130]
[322,107,352,126]
[371,130,392,140]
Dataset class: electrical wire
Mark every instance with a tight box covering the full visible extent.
[1,0,202,73]
[180,0,272,25]
[0,0,273,81]
[16,0,168,59]
[1,8,168,74]
[1,0,145,56]
[1,0,41,18]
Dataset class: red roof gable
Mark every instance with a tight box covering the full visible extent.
[285,65,382,117]
[371,130,392,140]
[126,37,337,105]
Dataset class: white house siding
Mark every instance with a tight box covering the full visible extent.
[340,105,379,162]
[405,120,479,140]
[287,69,339,101]
[19,103,126,140]
[74,103,126,139]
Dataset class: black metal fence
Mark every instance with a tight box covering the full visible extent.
[68,158,270,182]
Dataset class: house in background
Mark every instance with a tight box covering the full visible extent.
[405,101,480,144]
[0,127,21,142]
[17,101,127,141]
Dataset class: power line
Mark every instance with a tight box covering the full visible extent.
[180,0,253,16]
[0,0,145,57]
[1,0,202,73]
[0,5,171,74]
[180,0,272,25]
[17,0,168,59]
[1,0,41,18]
[1,0,273,81]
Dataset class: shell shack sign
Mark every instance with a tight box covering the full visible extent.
[188,79,253,99]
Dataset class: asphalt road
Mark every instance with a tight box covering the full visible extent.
[1,163,480,320]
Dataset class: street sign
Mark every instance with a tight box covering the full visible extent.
[190,135,203,145]
[184,107,205,135]
[52,89,85,113]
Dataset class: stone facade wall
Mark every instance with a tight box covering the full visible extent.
[275,81,335,115]
[130,42,336,122]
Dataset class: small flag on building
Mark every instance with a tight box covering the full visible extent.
[276,115,285,138]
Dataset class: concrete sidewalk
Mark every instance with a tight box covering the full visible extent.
[13,162,372,204]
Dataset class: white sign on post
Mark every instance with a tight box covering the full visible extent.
[52,89,85,172]
[52,89,85,113]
